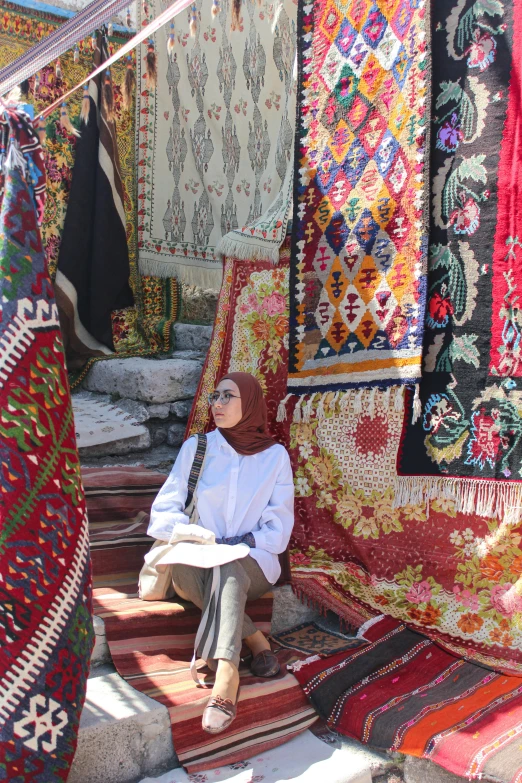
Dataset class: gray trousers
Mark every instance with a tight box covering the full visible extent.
[171,555,272,668]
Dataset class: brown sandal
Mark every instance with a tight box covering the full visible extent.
[202,685,240,734]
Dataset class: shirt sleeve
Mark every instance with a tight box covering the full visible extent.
[147,435,198,542]
[252,449,294,555]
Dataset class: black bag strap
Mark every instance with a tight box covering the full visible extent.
[185,433,207,511]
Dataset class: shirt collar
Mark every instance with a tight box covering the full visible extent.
[214,428,233,453]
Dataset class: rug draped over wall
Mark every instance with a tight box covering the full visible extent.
[284,0,430,421]
[0,107,93,783]
[287,0,522,678]
[0,2,180,358]
[397,0,522,525]
[54,32,134,368]
[136,0,296,288]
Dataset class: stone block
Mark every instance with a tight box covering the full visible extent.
[78,429,151,458]
[84,357,203,404]
[148,403,170,420]
[152,427,168,447]
[117,398,150,423]
[170,399,194,420]
[173,323,213,353]
[167,422,187,448]
[271,584,320,635]
[69,666,176,783]
[91,615,110,667]
[404,758,468,783]
[180,284,218,324]
[80,444,180,474]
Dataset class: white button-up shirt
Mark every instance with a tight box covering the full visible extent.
[147,429,294,584]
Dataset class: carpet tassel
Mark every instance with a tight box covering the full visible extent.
[37,116,46,146]
[354,388,363,414]
[122,56,135,110]
[126,7,132,27]
[55,58,62,80]
[108,22,114,37]
[167,22,176,55]
[102,67,115,122]
[59,101,80,137]
[4,135,27,175]
[189,3,198,36]
[145,39,157,88]
[80,83,90,124]
[34,71,40,94]
[394,386,404,411]
[412,383,422,424]
[211,0,220,18]
[73,44,80,63]
[231,0,241,30]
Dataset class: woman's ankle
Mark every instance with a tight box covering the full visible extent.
[212,660,239,700]
[244,630,271,657]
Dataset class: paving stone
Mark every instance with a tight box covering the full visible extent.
[147,403,171,420]
[116,398,151,423]
[69,665,176,783]
[78,429,151,457]
[167,422,187,447]
[403,758,468,783]
[173,323,213,353]
[84,357,203,404]
[170,399,194,420]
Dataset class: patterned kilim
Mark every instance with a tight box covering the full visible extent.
[136,0,296,286]
[0,108,93,782]
[0,1,179,355]
[396,0,522,520]
[292,615,522,783]
[271,622,368,657]
[286,0,430,415]
[85,465,317,772]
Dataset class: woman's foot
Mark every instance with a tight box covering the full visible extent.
[202,660,240,734]
[244,630,280,678]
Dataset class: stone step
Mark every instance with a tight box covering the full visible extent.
[83,356,204,405]
[173,322,213,353]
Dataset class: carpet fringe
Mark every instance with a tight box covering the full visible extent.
[393,475,522,525]
[138,256,223,289]
[217,233,281,265]
[277,386,413,423]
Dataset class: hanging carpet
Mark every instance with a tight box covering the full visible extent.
[84,465,317,773]
[54,31,134,367]
[396,0,522,522]
[284,0,430,418]
[0,2,179,356]
[136,0,296,287]
[0,107,93,783]
[292,615,522,783]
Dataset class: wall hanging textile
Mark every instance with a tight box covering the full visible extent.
[136,0,296,287]
[84,465,316,773]
[0,2,180,358]
[187,240,291,438]
[285,0,430,419]
[396,0,522,523]
[0,107,93,783]
[54,32,134,367]
[288,386,522,677]
[292,615,522,783]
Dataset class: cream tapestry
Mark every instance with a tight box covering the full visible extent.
[136,0,297,288]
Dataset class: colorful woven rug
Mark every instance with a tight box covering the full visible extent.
[136,0,296,286]
[396,0,522,521]
[271,622,368,657]
[285,0,430,418]
[85,465,317,772]
[291,615,522,783]
[0,108,93,783]
[0,1,179,356]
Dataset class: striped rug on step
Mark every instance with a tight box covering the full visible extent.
[84,466,317,772]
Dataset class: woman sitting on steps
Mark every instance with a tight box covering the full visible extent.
[148,371,294,734]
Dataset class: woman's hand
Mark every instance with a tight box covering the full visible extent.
[215,533,256,547]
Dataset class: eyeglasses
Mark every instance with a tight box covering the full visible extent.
[208,391,241,406]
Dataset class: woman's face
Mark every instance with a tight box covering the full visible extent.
[211,379,243,428]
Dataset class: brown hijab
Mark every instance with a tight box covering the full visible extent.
[216,372,275,456]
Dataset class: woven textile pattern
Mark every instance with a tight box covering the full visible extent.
[136,0,296,286]
[0,2,179,356]
[271,621,368,656]
[288,0,430,401]
[292,615,522,783]
[85,466,316,772]
[187,240,291,438]
[0,109,93,782]
[397,0,522,519]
